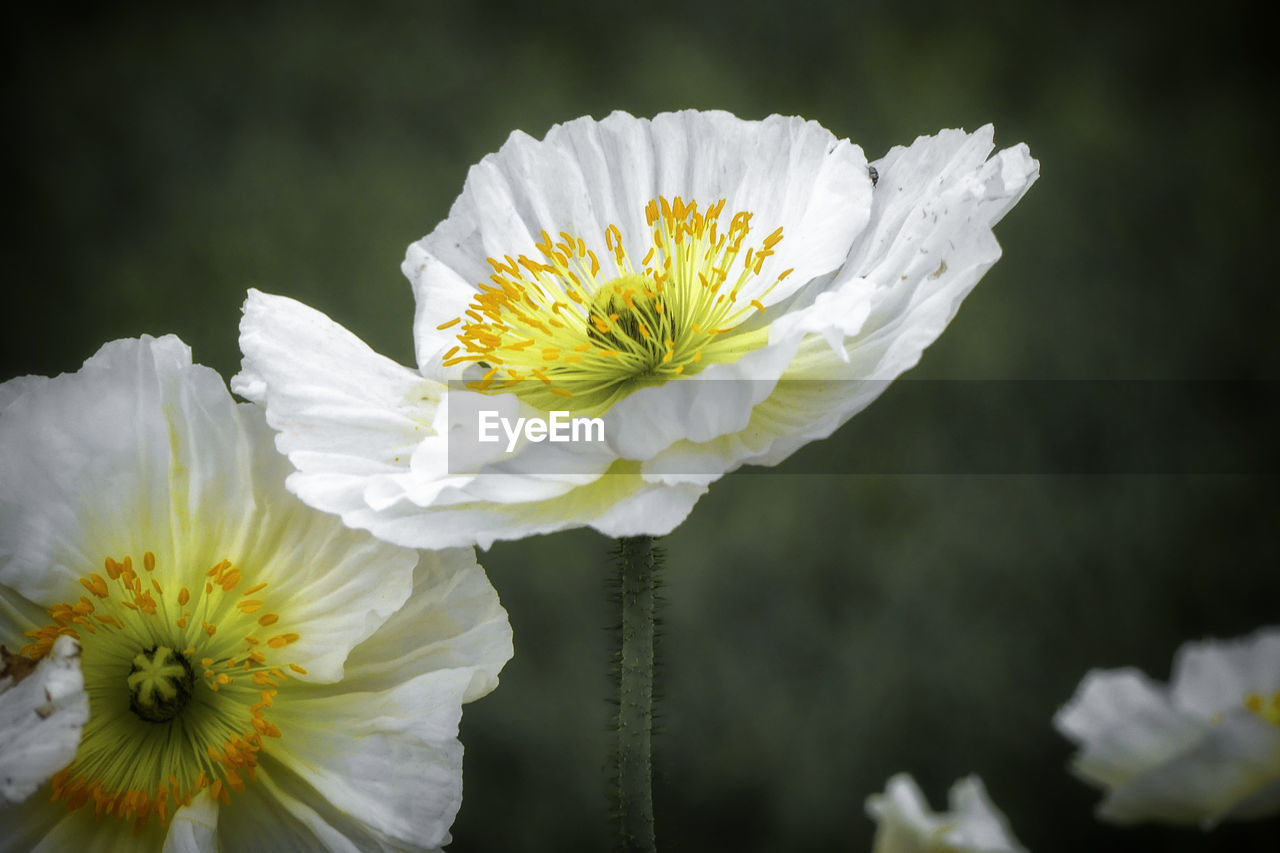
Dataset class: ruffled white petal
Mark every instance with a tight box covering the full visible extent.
[0,335,247,606]
[234,289,435,467]
[638,127,1039,480]
[0,636,88,805]
[866,773,1026,853]
[233,289,440,527]
[331,547,512,702]
[265,668,474,850]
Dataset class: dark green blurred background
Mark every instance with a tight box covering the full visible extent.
[5,2,1278,850]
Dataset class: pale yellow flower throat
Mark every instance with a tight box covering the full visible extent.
[22,552,304,830]
[437,196,793,413]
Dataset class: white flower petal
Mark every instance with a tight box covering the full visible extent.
[0,587,49,651]
[266,668,474,850]
[1099,709,1280,826]
[234,289,435,461]
[867,773,947,851]
[844,129,1036,366]
[866,772,1026,853]
[1,335,252,605]
[944,777,1029,851]
[208,776,342,853]
[0,375,47,416]
[162,791,219,853]
[1169,626,1280,718]
[233,288,439,517]
[314,547,512,703]
[1053,668,1203,788]
[230,765,409,853]
[0,636,88,805]
[226,408,418,681]
[356,463,704,550]
[604,336,799,464]
[0,792,62,853]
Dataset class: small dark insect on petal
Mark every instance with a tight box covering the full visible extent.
[868,166,879,187]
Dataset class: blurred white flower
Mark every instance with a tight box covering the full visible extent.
[866,773,1027,852]
[1055,626,1280,827]
[0,336,513,851]
[235,109,1037,549]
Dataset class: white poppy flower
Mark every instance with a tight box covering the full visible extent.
[866,773,1027,853]
[235,110,1038,549]
[1054,626,1280,827]
[0,336,513,851]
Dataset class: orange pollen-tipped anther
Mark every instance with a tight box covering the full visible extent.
[81,574,109,598]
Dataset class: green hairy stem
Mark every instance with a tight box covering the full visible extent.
[613,535,660,852]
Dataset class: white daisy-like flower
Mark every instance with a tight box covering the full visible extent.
[234,110,1038,549]
[1054,626,1280,827]
[0,336,513,851]
[866,773,1027,853]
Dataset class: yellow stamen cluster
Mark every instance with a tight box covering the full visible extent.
[21,552,300,831]
[437,195,793,413]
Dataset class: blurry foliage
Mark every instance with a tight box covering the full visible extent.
[4,1,1278,850]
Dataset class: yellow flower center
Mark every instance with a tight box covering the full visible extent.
[1245,690,1280,728]
[21,552,304,831]
[437,196,794,414]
